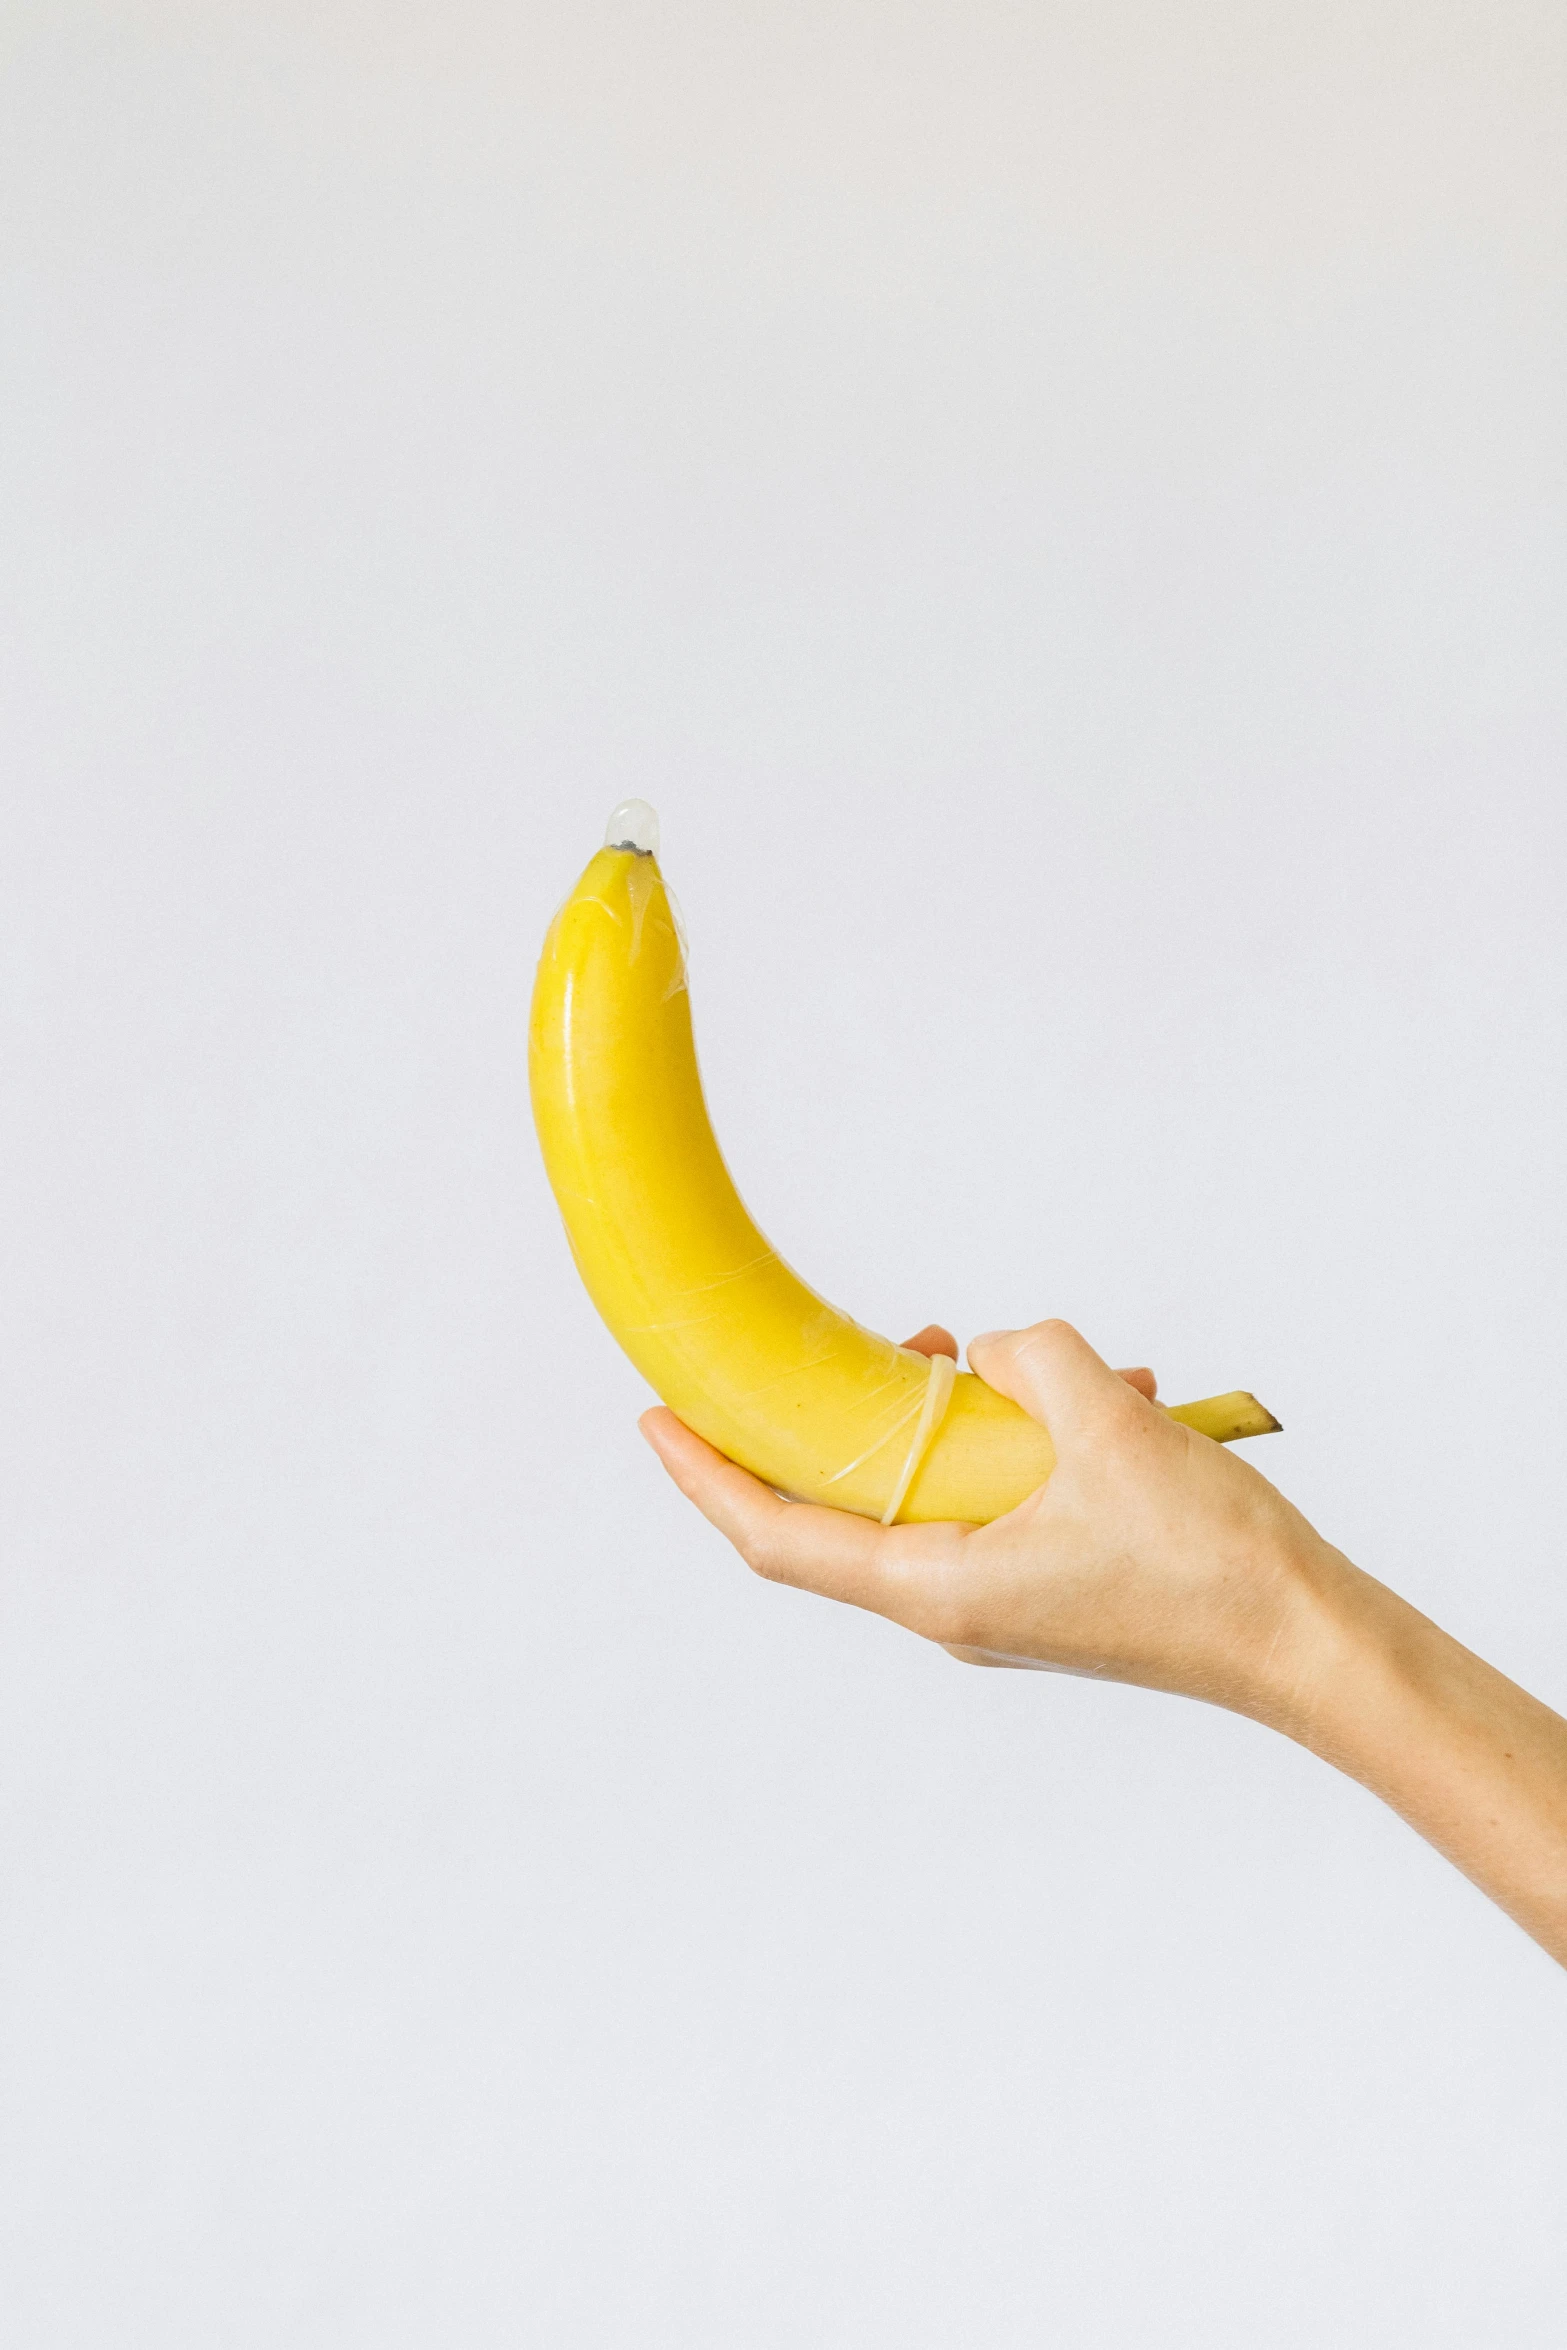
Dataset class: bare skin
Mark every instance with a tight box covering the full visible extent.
[641,1319,1567,1970]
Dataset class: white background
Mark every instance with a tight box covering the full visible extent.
[3,5,1566,2343]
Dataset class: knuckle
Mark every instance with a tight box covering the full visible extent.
[1007,1320,1067,1371]
[741,1533,779,1581]
[915,1583,984,1651]
[739,1519,788,1583]
[1029,1317,1079,1355]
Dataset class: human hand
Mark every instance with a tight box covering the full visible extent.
[639,1318,1341,1727]
[641,1319,1567,1961]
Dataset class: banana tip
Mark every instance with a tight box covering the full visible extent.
[604,798,660,857]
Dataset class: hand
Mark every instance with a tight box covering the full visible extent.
[640,1318,1338,1724]
[642,1318,1567,1964]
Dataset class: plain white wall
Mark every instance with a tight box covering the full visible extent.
[3,5,1565,2344]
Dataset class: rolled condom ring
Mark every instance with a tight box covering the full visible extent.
[529,804,1282,1525]
[878,1349,959,1524]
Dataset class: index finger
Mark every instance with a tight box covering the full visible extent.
[638,1407,964,1633]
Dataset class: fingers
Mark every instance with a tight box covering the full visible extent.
[639,1409,792,1560]
[966,1319,1144,1442]
[638,1407,953,1626]
[907,1320,1147,1392]
[902,1324,960,1360]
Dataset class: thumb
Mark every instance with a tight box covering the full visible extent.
[966,1319,1138,1446]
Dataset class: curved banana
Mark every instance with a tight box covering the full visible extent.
[529,803,1279,1525]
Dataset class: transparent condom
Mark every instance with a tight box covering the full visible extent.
[880,1350,958,1525]
[599,791,953,1522]
[604,799,660,857]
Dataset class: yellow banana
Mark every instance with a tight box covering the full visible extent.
[530,803,1279,1525]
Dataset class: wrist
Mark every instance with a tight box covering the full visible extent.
[1238,1534,1405,1749]
[1247,1538,1475,1794]
[1242,1534,1567,1965]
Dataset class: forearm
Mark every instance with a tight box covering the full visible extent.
[1262,1549,1567,1967]
[646,1319,1567,1967]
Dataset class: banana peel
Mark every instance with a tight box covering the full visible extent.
[529,804,1279,1525]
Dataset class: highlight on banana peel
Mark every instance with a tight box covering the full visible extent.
[529,802,1280,1526]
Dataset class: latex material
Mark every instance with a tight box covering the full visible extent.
[529,831,1280,1524]
[880,1350,958,1524]
[603,798,660,856]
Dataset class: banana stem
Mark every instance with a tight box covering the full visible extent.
[1163,1391,1282,1442]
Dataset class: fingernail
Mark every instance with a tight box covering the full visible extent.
[967,1330,1007,1351]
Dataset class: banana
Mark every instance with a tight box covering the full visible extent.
[530,802,1279,1525]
